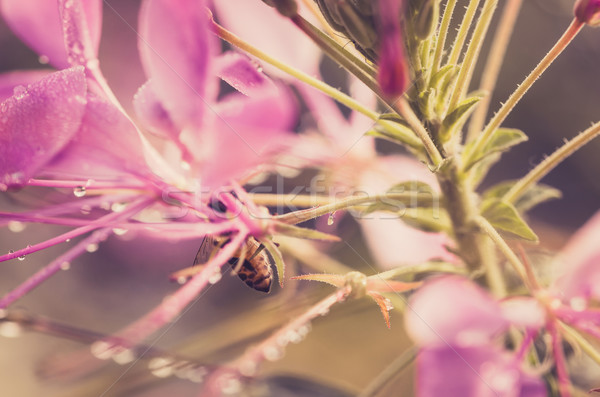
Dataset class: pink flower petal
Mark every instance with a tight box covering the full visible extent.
[57,0,102,67]
[186,116,292,188]
[552,211,600,301]
[0,0,102,69]
[138,0,217,131]
[132,80,178,139]
[417,346,546,397]
[214,52,277,97]
[212,1,321,76]
[215,85,297,131]
[0,67,87,190]
[405,276,507,347]
[500,297,546,331]
[0,70,52,102]
[46,92,151,181]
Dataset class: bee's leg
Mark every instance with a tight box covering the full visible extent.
[230,243,247,275]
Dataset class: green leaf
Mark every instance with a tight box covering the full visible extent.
[480,199,538,242]
[369,116,418,148]
[429,64,458,92]
[439,94,483,142]
[464,128,528,171]
[483,181,562,213]
[362,181,440,214]
[272,222,340,242]
[401,207,451,233]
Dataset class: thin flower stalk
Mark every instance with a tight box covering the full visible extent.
[467,0,524,142]
[463,18,584,171]
[503,120,600,204]
[432,0,457,73]
[446,0,482,66]
[446,0,498,116]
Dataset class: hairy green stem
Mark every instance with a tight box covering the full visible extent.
[503,121,600,204]
[396,98,445,166]
[463,18,584,170]
[447,0,499,114]
[474,216,529,288]
[467,0,524,142]
[432,0,457,73]
[447,0,481,66]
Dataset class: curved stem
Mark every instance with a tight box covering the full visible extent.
[396,98,444,166]
[474,216,530,289]
[467,0,524,142]
[447,0,499,113]
[432,0,457,74]
[212,20,422,149]
[503,120,600,204]
[463,18,584,170]
[272,191,439,225]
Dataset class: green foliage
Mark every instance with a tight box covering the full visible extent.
[480,198,538,242]
[483,181,562,213]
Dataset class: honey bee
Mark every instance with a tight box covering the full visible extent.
[172,235,274,293]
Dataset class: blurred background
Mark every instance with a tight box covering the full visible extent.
[0,0,599,395]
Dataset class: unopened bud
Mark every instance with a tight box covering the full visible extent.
[376,0,409,96]
[411,0,441,40]
[574,0,600,26]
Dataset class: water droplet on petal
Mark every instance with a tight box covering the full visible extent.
[17,255,25,261]
[38,55,49,64]
[86,243,99,253]
[60,261,71,271]
[0,321,22,338]
[7,221,25,233]
[73,186,86,197]
[65,238,71,243]
[177,276,188,285]
[148,357,175,378]
[8,249,14,255]
[262,345,284,361]
[12,85,27,100]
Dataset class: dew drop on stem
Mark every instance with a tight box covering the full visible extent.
[73,186,86,197]
[0,321,22,338]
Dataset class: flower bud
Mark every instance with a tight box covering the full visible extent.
[376,0,408,96]
[574,0,600,26]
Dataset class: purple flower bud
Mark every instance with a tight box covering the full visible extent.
[376,0,408,97]
[574,0,600,26]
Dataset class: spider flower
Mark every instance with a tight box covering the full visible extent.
[405,276,546,397]
[0,0,297,344]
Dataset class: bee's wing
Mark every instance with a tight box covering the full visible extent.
[194,236,218,266]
